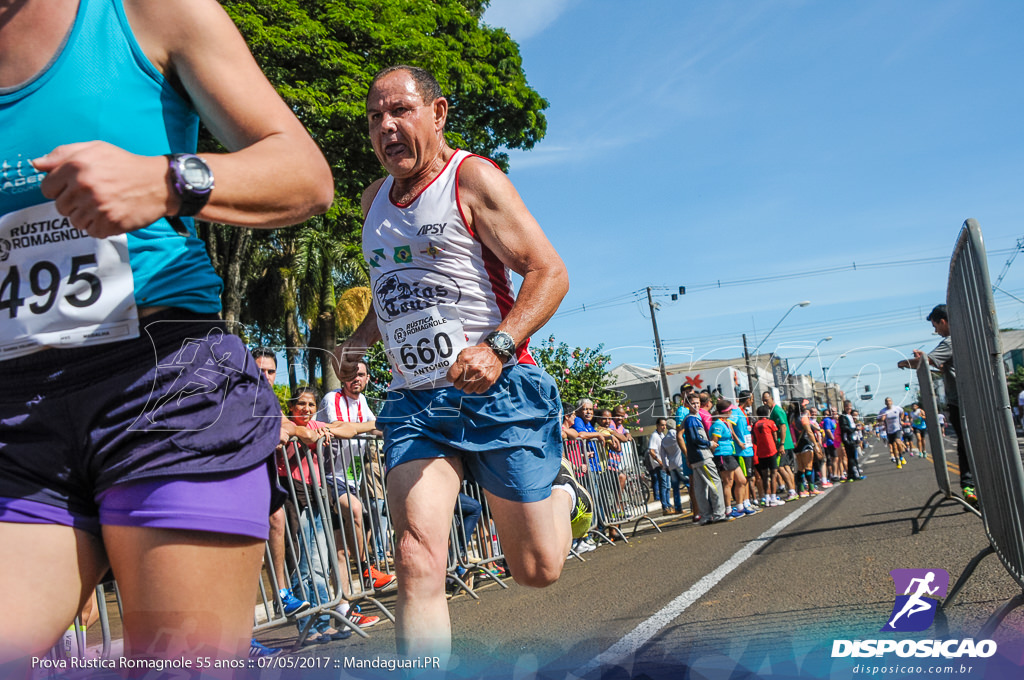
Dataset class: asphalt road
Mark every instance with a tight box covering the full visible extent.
[258,435,1024,679]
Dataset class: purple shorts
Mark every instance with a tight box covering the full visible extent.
[0,311,282,539]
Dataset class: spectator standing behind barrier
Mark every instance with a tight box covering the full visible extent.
[681,394,727,524]
[332,65,591,663]
[821,409,840,484]
[735,391,764,505]
[1018,388,1024,432]
[573,398,611,472]
[609,405,633,445]
[0,0,334,667]
[659,419,686,516]
[762,392,798,501]
[280,387,378,644]
[790,404,821,497]
[752,406,784,506]
[897,304,975,505]
[839,401,866,481]
[729,393,759,513]
[711,401,748,518]
[562,409,581,440]
[316,359,396,601]
[674,382,696,424]
[648,419,672,514]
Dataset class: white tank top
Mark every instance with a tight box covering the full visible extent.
[364,149,534,390]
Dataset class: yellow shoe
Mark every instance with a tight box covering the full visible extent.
[555,459,593,539]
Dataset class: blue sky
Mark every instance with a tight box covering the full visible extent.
[481,0,1024,413]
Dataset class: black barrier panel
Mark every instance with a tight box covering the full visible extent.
[913,358,978,528]
[946,218,1024,634]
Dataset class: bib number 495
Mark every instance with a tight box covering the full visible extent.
[0,254,102,318]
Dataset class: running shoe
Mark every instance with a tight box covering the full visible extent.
[743,506,758,515]
[770,499,786,507]
[278,588,310,617]
[729,507,745,519]
[963,486,978,507]
[896,459,903,470]
[363,565,396,590]
[345,605,380,629]
[810,488,822,496]
[555,458,594,539]
[821,481,833,488]
[249,640,283,658]
[787,491,800,501]
[798,490,809,498]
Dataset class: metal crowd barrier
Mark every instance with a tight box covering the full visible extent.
[447,476,511,598]
[253,435,395,643]
[942,219,1024,636]
[914,357,979,530]
[42,429,671,660]
[563,438,658,544]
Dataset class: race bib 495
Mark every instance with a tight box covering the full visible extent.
[0,201,139,360]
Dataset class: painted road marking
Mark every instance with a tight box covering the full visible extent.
[574,489,832,678]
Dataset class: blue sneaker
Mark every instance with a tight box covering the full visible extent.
[729,508,745,519]
[743,506,758,515]
[250,639,283,658]
[279,588,310,617]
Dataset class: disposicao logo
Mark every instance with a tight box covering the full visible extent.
[882,568,949,632]
[831,568,997,659]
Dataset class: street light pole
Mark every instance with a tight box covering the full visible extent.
[749,301,811,394]
[647,286,672,419]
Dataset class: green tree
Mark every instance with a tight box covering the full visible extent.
[534,337,633,415]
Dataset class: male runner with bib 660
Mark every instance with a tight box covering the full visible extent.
[333,65,592,662]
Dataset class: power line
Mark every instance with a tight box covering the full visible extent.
[553,246,1019,319]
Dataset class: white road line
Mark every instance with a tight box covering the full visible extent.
[573,490,831,678]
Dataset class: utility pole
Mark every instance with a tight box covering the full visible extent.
[743,333,756,396]
[647,286,671,418]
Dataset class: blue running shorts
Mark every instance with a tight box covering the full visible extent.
[378,363,562,503]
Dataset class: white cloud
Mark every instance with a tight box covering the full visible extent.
[482,0,578,41]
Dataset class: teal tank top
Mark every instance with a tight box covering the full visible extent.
[0,0,222,312]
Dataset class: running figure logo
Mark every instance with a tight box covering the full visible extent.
[881,568,949,632]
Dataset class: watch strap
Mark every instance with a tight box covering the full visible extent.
[167,154,213,218]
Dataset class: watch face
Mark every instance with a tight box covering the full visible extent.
[181,156,213,191]
[489,332,514,358]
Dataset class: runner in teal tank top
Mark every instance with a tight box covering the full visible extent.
[0,0,332,667]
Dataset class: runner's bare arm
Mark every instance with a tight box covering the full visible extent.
[446,157,569,393]
[33,0,333,237]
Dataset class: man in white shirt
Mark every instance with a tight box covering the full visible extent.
[318,360,394,596]
[659,420,686,515]
[647,419,670,513]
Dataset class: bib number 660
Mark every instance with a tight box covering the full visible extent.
[398,332,454,370]
[0,254,102,318]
